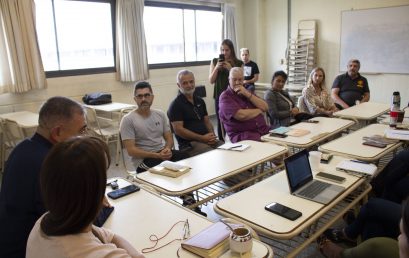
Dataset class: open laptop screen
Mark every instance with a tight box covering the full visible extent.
[285,150,313,192]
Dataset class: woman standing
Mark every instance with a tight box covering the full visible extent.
[264,70,299,128]
[302,67,338,115]
[209,39,243,139]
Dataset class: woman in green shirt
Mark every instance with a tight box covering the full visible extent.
[209,39,243,139]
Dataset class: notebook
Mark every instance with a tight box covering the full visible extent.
[284,150,345,204]
[336,160,377,177]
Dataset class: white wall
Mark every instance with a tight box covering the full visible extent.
[290,0,409,105]
[3,0,409,115]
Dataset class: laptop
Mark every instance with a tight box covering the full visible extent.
[284,150,345,204]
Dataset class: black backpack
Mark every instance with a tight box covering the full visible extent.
[82,92,112,105]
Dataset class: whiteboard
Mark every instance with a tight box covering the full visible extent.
[340,5,409,74]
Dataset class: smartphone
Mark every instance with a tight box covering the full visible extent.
[303,120,319,123]
[107,184,140,199]
[93,206,114,227]
[320,153,333,164]
[362,141,387,148]
[218,54,225,62]
[269,132,288,138]
[316,172,346,183]
[265,202,302,221]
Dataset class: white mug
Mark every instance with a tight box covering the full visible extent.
[309,151,322,172]
[229,227,253,254]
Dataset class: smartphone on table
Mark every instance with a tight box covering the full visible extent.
[265,202,302,221]
[107,184,140,199]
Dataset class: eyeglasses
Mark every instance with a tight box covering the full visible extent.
[135,93,153,99]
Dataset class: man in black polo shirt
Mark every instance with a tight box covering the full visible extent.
[331,59,370,109]
[168,70,222,157]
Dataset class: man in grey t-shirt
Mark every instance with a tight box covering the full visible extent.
[120,81,188,173]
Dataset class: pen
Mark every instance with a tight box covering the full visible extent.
[229,145,242,149]
[350,160,369,164]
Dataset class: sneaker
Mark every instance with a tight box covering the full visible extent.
[324,228,356,245]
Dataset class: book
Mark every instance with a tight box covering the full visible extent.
[336,160,377,177]
[269,126,290,134]
[181,222,231,258]
[385,128,409,141]
[148,161,190,178]
[217,143,250,151]
[363,134,399,145]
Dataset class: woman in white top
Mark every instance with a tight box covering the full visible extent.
[26,136,145,258]
[302,67,338,116]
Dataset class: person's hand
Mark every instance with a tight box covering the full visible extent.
[223,61,233,71]
[216,60,224,71]
[102,196,112,208]
[158,147,172,160]
[201,133,218,145]
[234,85,251,98]
[291,107,299,115]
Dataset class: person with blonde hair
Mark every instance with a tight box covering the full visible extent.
[302,67,338,116]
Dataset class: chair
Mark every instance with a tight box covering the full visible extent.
[85,107,120,164]
[1,119,25,173]
[297,95,310,113]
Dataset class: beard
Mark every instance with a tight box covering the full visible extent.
[180,87,195,95]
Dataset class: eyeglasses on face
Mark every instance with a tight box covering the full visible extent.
[135,93,153,99]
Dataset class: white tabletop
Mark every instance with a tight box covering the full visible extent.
[214,156,367,240]
[104,178,272,258]
[0,111,39,128]
[135,140,288,196]
[84,102,136,112]
[261,117,355,148]
[333,102,389,121]
[319,123,402,162]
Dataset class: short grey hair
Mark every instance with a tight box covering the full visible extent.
[229,67,244,78]
[176,69,194,84]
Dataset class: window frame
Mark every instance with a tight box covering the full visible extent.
[42,0,116,78]
[144,1,221,69]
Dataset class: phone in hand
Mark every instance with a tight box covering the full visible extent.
[107,184,140,199]
[218,54,225,62]
[316,172,346,183]
[93,206,114,227]
[265,202,302,221]
[362,141,387,148]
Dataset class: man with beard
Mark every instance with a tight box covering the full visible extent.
[331,59,370,109]
[120,81,188,173]
[168,70,222,157]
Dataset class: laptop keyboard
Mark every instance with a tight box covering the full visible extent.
[299,180,331,198]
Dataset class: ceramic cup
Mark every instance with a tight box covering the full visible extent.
[309,151,322,172]
[229,227,253,254]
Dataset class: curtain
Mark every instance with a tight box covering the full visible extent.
[0,0,46,94]
[222,3,237,52]
[116,0,149,82]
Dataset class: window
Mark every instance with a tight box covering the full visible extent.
[144,2,222,68]
[35,0,115,77]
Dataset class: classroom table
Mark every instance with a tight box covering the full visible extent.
[104,178,273,258]
[318,123,402,163]
[83,102,135,112]
[214,156,371,258]
[261,117,355,150]
[135,140,288,206]
[333,102,389,124]
[0,111,39,133]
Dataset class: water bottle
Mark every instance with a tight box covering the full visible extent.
[392,91,401,110]
[390,92,400,127]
